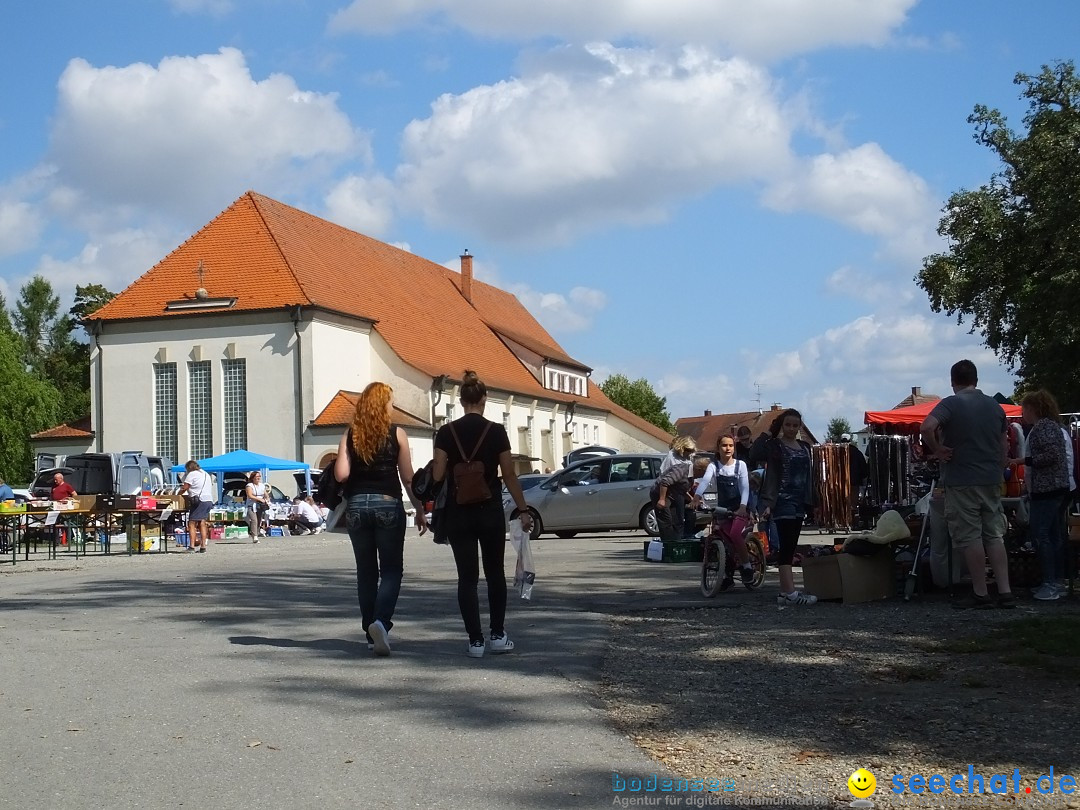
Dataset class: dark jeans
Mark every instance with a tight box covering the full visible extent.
[446,500,508,643]
[290,517,321,533]
[346,494,406,635]
[1029,494,1064,586]
[774,517,803,566]
[656,501,679,543]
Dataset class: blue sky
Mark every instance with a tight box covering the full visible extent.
[1,1,1075,437]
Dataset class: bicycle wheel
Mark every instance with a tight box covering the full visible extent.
[744,536,767,590]
[701,538,726,598]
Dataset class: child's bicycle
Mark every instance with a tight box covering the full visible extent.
[700,507,767,597]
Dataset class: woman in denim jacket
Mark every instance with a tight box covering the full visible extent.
[1020,390,1069,601]
[335,382,427,656]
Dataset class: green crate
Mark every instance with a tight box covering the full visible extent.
[643,539,703,563]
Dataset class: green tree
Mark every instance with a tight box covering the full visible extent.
[599,373,674,434]
[0,292,13,334]
[69,283,117,329]
[0,328,62,483]
[918,61,1080,408]
[826,417,852,442]
[12,276,94,425]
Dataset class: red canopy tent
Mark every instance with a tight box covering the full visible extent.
[864,400,1022,433]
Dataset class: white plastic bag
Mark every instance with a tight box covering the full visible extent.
[509,518,535,600]
[646,539,664,561]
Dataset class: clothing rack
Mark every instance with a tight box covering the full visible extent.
[866,435,912,506]
[813,444,855,532]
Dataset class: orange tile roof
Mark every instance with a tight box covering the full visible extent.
[30,417,95,440]
[312,391,431,429]
[89,191,673,445]
[676,408,819,450]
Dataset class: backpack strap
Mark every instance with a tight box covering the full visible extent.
[449,420,493,463]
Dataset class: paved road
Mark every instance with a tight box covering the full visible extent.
[1,530,738,810]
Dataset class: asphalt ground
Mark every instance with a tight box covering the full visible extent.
[0,528,741,810]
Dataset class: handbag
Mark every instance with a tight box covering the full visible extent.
[448,421,493,505]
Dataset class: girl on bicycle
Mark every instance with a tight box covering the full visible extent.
[694,435,753,585]
[758,408,818,607]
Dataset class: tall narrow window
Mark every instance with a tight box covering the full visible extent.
[154,363,178,463]
[189,361,213,459]
[223,358,247,452]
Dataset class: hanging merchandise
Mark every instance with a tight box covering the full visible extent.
[813,443,855,532]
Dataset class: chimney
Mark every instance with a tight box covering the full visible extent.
[460,249,473,303]
[911,386,921,397]
[704,409,712,417]
[771,403,782,411]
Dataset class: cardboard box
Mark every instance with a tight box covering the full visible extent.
[801,551,894,604]
[74,494,97,512]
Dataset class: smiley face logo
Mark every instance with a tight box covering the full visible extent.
[848,769,876,798]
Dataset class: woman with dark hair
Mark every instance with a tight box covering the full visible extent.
[757,408,817,606]
[432,370,533,658]
[1020,389,1069,601]
[334,382,427,656]
[245,471,271,543]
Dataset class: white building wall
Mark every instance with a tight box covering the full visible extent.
[308,318,371,421]
[95,315,301,464]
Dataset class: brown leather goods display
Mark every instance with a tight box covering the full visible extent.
[449,421,493,505]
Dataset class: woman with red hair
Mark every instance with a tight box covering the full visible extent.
[335,382,427,656]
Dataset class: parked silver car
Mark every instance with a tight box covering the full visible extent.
[504,453,663,540]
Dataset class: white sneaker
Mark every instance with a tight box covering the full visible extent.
[488,632,515,654]
[1033,584,1060,601]
[777,591,818,606]
[467,639,486,658]
[369,620,391,656]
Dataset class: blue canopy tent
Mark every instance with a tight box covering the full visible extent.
[171,450,311,503]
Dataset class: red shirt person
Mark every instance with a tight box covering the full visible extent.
[51,472,77,500]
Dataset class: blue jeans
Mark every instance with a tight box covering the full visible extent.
[1028,495,1064,586]
[346,494,406,636]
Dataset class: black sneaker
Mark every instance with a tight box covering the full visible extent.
[997,593,1017,609]
[719,576,735,591]
[952,593,994,610]
[740,566,755,585]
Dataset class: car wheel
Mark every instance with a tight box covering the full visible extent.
[641,504,659,536]
[554,531,577,539]
[527,509,543,542]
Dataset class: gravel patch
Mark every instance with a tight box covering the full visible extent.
[597,591,1080,809]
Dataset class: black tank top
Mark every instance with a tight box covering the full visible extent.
[344,426,401,499]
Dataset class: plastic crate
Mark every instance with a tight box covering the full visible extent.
[642,540,703,563]
[268,526,285,537]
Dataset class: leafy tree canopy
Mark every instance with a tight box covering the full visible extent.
[826,417,853,442]
[0,328,61,483]
[599,373,675,434]
[918,61,1080,408]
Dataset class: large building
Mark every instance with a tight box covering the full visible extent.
[34,192,671,484]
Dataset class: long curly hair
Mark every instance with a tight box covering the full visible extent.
[350,382,393,464]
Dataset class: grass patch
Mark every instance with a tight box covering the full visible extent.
[948,616,1080,678]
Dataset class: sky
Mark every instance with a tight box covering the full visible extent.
[1,1,1075,439]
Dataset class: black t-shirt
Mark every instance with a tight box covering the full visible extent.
[434,413,511,506]
[344,426,401,499]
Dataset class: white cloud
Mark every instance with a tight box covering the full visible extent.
[17,228,181,315]
[0,199,44,258]
[168,0,233,16]
[396,45,792,244]
[507,284,607,333]
[824,264,918,306]
[324,174,398,237]
[329,0,917,61]
[48,48,365,219]
[762,142,938,263]
[742,313,1014,434]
